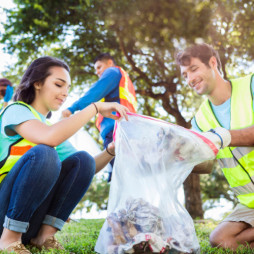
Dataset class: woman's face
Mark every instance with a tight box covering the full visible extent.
[33,66,71,114]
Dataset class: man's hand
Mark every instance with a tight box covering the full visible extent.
[202,127,231,149]
[62,109,72,118]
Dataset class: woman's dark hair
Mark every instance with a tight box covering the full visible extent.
[14,56,70,104]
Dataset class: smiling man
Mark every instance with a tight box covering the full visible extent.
[62,53,137,181]
[176,43,254,250]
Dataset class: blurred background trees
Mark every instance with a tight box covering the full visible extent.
[1,0,253,218]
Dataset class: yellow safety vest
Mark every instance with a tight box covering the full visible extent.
[0,101,44,183]
[194,74,254,208]
[0,102,3,112]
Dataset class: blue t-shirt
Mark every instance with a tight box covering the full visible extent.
[0,104,77,163]
[68,67,122,140]
[191,78,254,131]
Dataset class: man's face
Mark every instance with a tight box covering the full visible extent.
[180,57,216,96]
[94,59,113,78]
[0,86,7,99]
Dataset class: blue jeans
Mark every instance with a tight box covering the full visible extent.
[103,130,115,182]
[0,144,95,244]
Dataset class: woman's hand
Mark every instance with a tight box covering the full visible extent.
[106,141,115,156]
[96,102,129,121]
[94,141,115,173]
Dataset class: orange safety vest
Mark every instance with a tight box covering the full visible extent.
[95,66,137,131]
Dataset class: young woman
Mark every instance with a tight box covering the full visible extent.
[0,56,129,253]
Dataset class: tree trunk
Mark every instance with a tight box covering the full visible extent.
[183,174,204,219]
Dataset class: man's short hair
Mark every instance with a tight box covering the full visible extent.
[0,78,12,87]
[94,53,116,65]
[175,43,222,73]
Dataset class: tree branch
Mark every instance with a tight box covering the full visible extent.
[116,31,153,85]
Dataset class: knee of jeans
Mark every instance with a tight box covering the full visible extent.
[75,151,96,177]
[33,144,59,162]
[31,144,61,177]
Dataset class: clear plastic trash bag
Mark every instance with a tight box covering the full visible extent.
[95,113,218,254]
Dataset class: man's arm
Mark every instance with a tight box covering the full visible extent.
[67,68,121,114]
[230,126,254,147]
[192,159,215,174]
[192,126,254,173]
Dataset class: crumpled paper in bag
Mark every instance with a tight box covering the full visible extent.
[95,113,218,254]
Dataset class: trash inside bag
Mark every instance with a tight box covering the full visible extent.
[95,113,218,254]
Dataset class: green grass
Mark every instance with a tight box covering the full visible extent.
[195,220,253,254]
[10,219,251,253]
[26,219,104,254]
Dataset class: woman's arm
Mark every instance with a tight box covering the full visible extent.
[14,102,128,147]
[94,144,115,174]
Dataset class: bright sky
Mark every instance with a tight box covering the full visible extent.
[0,0,16,75]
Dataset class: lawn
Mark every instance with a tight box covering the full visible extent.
[16,219,253,254]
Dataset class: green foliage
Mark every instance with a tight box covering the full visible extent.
[1,0,212,126]
[200,163,238,209]
[2,0,254,122]
[74,174,110,213]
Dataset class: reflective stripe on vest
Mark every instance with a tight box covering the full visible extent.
[118,67,137,111]
[194,74,254,207]
[96,66,137,131]
[231,178,254,196]
[0,101,43,183]
[218,147,254,168]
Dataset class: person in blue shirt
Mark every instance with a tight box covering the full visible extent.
[0,56,129,253]
[62,53,137,182]
[175,43,254,251]
[0,78,14,112]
